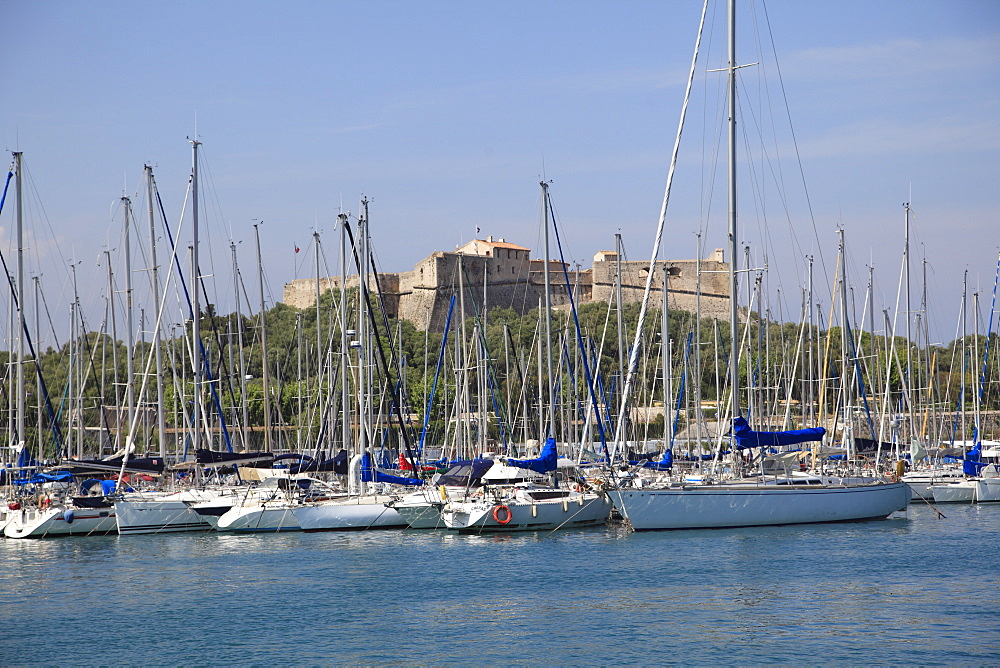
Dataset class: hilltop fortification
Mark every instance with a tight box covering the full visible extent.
[283,237,729,331]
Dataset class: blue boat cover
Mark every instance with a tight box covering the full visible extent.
[505,437,558,474]
[16,445,38,470]
[962,445,987,475]
[13,471,73,486]
[732,417,825,451]
[359,454,424,486]
[79,479,119,495]
[643,449,673,471]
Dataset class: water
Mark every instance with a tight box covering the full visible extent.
[1,504,997,665]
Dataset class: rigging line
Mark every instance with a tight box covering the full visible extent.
[342,220,420,469]
[735,78,801,298]
[0,221,64,453]
[612,0,708,461]
[548,183,613,463]
[760,0,828,281]
[20,160,73,292]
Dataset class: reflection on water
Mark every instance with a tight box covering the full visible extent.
[0,504,996,664]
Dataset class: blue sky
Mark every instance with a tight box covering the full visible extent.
[3,0,999,346]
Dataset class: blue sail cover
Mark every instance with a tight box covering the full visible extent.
[13,470,72,486]
[962,444,987,475]
[643,449,673,471]
[80,479,120,496]
[732,417,825,451]
[16,445,37,470]
[359,454,424,486]
[505,437,558,474]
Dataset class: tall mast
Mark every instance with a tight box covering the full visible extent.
[961,269,967,442]
[662,265,672,448]
[14,152,25,454]
[358,198,370,466]
[254,222,272,450]
[807,255,815,424]
[615,232,625,397]
[541,181,555,438]
[727,0,741,420]
[837,229,852,452]
[903,202,915,445]
[338,213,350,457]
[190,139,202,455]
[33,277,41,456]
[231,240,249,451]
[146,166,168,458]
[69,262,80,458]
[122,195,136,443]
[314,230,322,356]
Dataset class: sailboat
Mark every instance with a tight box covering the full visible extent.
[608,0,910,530]
[441,182,613,533]
[440,438,612,532]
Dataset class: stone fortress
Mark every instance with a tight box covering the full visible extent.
[282,237,730,332]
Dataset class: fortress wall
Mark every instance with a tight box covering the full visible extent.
[283,248,730,331]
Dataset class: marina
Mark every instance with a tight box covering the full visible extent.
[3,0,999,663]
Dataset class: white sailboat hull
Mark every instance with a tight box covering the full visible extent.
[441,492,612,532]
[930,481,977,503]
[931,477,1000,503]
[975,477,1000,502]
[293,495,408,531]
[901,469,965,499]
[4,505,118,538]
[215,503,302,532]
[392,500,446,529]
[115,490,222,534]
[610,482,910,530]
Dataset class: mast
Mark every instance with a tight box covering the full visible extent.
[232,240,249,451]
[190,139,202,455]
[727,0,741,420]
[33,277,41,457]
[662,265,672,449]
[338,213,350,457]
[837,229,853,454]
[253,222,272,450]
[903,203,915,446]
[146,166,168,458]
[69,262,80,458]
[615,232,625,401]
[358,197,370,470]
[122,195,136,444]
[14,152,25,455]
[541,181,555,438]
[105,249,122,453]
[807,255,815,424]
[314,230,322,358]
[961,269,967,443]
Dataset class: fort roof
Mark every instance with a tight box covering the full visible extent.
[485,241,530,250]
[456,237,531,255]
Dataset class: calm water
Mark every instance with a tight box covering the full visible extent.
[1,504,998,665]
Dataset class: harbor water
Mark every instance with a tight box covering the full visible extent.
[1,503,997,665]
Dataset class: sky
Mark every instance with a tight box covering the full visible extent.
[2,0,999,348]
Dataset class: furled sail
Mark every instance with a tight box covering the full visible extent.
[359,453,424,486]
[504,437,558,474]
[732,416,825,451]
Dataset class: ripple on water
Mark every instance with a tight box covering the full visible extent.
[0,503,997,664]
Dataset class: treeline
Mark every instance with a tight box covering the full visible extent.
[3,286,998,459]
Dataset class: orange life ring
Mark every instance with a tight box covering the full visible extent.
[572,482,583,493]
[492,504,512,525]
